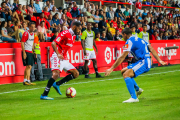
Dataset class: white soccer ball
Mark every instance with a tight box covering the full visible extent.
[66,87,76,98]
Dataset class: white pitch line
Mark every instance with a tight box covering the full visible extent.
[0,70,179,95]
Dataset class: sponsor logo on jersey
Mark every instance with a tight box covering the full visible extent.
[124,44,128,50]
[56,37,61,42]
[66,43,73,47]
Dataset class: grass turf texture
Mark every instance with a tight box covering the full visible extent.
[0,65,180,120]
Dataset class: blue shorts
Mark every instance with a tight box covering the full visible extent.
[127,58,151,78]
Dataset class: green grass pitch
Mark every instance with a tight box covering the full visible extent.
[0,65,180,120]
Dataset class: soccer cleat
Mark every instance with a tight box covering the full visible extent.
[29,82,36,85]
[96,74,103,78]
[136,88,144,98]
[123,98,139,103]
[85,75,91,78]
[23,81,31,85]
[40,95,54,100]
[52,82,62,95]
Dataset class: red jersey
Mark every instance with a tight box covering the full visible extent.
[135,2,142,9]
[53,29,76,60]
[16,10,21,15]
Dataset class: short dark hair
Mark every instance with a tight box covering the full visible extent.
[1,2,6,6]
[122,28,132,35]
[143,24,147,27]
[72,21,82,27]
[29,22,35,27]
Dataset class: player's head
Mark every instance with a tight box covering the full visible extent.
[28,22,35,32]
[143,24,147,32]
[130,24,136,33]
[87,22,92,30]
[122,28,132,41]
[71,21,82,35]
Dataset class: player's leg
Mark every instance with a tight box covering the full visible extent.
[91,59,102,78]
[41,70,60,100]
[55,69,79,86]
[84,60,91,78]
[122,69,139,103]
[121,67,139,91]
[53,60,79,95]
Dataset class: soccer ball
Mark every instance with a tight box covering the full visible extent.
[66,87,76,98]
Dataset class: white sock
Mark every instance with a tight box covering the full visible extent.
[24,79,27,82]
[27,80,30,82]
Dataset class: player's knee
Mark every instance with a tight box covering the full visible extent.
[72,71,79,78]
[52,71,59,79]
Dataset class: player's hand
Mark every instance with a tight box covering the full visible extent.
[57,54,64,60]
[159,61,167,66]
[105,68,113,76]
[23,52,27,60]
[96,50,98,55]
[84,50,86,56]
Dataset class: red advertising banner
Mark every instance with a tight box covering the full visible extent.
[0,40,180,84]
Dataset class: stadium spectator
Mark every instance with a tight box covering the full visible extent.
[52,13,60,27]
[36,12,50,29]
[13,0,19,11]
[60,14,69,29]
[37,21,47,42]
[98,17,107,33]
[22,21,29,31]
[162,31,168,40]
[71,15,81,27]
[0,21,16,42]
[82,2,87,14]
[43,0,51,12]
[49,0,56,11]
[81,16,87,32]
[50,6,57,17]
[15,4,26,22]
[44,6,50,19]
[116,23,122,33]
[108,22,116,38]
[100,31,108,41]
[108,6,114,19]
[93,10,101,23]
[169,31,178,40]
[95,32,102,41]
[102,6,110,19]
[6,20,14,34]
[150,30,160,40]
[71,4,80,18]
[142,9,147,19]
[92,23,100,35]
[5,0,13,11]
[113,30,122,41]
[34,0,42,15]
[0,2,12,21]
[135,0,142,13]
[131,25,138,37]
[123,7,130,18]
[57,7,63,19]
[115,5,125,20]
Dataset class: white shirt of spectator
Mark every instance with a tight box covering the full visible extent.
[24,32,34,52]
[58,12,63,19]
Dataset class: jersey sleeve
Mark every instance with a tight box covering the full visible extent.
[123,40,133,52]
[53,33,63,45]
[21,32,29,42]
[81,31,87,40]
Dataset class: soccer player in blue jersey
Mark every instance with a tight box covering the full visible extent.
[105,28,167,103]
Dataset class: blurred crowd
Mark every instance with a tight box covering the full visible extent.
[0,0,180,43]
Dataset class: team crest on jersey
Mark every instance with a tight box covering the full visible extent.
[56,37,61,42]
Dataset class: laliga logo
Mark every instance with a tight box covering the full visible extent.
[105,47,112,64]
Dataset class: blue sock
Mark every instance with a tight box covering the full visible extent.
[124,77,137,99]
[131,78,139,91]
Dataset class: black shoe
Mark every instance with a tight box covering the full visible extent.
[96,74,103,78]
[85,75,91,78]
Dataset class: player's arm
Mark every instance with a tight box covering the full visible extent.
[92,31,98,54]
[148,45,167,65]
[81,31,87,55]
[105,51,129,76]
[51,41,64,59]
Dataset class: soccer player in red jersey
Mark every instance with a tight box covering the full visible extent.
[40,22,82,100]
